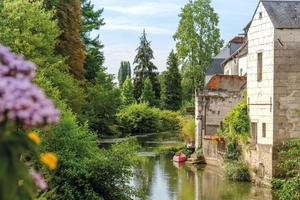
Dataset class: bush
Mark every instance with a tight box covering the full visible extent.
[222,90,250,145]
[36,74,142,200]
[116,103,180,134]
[179,116,195,141]
[176,147,193,158]
[224,160,250,182]
[274,139,300,200]
[158,110,181,131]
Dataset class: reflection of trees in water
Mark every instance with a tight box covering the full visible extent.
[134,156,156,196]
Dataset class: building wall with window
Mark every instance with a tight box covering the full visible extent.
[247,2,274,145]
[245,1,274,184]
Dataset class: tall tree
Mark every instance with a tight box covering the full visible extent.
[173,0,223,101]
[118,61,131,87]
[121,76,135,107]
[53,0,86,80]
[161,50,182,111]
[0,0,88,120]
[80,0,105,82]
[140,77,156,107]
[133,30,160,101]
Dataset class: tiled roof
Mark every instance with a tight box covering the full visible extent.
[214,48,230,59]
[262,0,300,28]
[205,59,225,75]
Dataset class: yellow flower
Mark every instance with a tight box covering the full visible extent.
[28,132,40,144]
[40,152,58,170]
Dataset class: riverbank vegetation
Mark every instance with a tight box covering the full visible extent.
[221,91,251,182]
[272,139,300,200]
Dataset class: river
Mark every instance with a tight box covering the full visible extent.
[101,132,274,200]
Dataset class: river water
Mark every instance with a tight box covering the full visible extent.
[101,132,274,200]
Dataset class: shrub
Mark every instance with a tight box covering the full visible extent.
[224,160,250,182]
[116,103,180,134]
[274,139,300,200]
[179,116,195,141]
[158,110,181,131]
[222,90,250,146]
[116,103,159,134]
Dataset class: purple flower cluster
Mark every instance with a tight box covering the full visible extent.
[0,45,60,128]
[30,169,48,190]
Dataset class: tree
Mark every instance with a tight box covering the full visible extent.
[173,0,223,101]
[85,71,122,136]
[122,76,135,106]
[161,50,182,111]
[118,61,131,87]
[0,0,87,120]
[140,77,156,107]
[53,0,86,80]
[80,0,105,82]
[133,30,160,101]
[0,0,61,68]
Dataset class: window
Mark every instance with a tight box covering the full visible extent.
[259,12,263,19]
[257,53,263,81]
[262,123,266,138]
[251,123,257,144]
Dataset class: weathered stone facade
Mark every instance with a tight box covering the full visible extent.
[195,0,300,186]
[245,0,300,184]
[195,76,246,149]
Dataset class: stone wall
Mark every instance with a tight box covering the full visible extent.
[272,28,300,177]
[203,138,226,167]
[195,88,244,148]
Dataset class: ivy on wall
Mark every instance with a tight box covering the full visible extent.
[222,90,250,146]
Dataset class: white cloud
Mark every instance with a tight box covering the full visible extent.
[103,18,173,35]
[104,2,181,16]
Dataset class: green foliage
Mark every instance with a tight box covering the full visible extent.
[35,75,141,200]
[80,0,105,82]
[0,0,87,119]
[158,110,181,132]
[224,160,250,182]
[173,0,223,102]
[223,143,241,162]
[140,77,157,107]
[176,148,193,158]
[274,139,300,200]
[179,116,196,141]
[118,61,131,87]
[0,0,62,68]
[161,50,182,111]
[222,91,250,145]
[121,76,136,107]
[133,30,160,100]
[0,128,37,200]
[85,71,122,136]
[116,104,180,134]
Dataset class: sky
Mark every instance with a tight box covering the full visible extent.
[90,0,259,76]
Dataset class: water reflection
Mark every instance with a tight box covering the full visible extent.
[131,132,273,200]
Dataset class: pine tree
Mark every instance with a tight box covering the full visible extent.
[140,77,156,107]
[133,30,160,101]
[80,0,105,82]
[121,76,135,106]
[161,50,182,111]
[54,0,86,80]
[118,61,131,87]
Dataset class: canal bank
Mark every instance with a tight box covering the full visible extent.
[100,132,274,200]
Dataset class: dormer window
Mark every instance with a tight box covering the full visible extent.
[259,12,263,19]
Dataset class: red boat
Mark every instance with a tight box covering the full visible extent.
[173,153,187,162]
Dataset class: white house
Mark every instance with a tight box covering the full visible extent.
[246,0,300,184]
